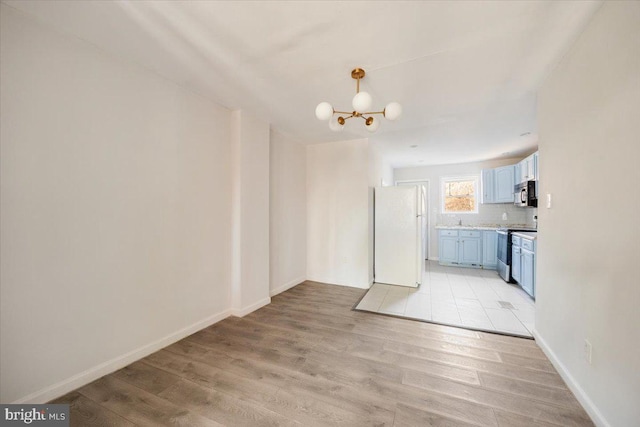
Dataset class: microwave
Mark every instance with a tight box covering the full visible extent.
[515,180,537,207]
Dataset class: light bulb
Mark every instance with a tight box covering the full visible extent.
[315,102,333,121]
[352,91,372,113]
[329,116,345,132]
[366,117,380,132]
[384,102,402,121]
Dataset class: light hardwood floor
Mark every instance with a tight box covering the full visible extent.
[51,281,594,426]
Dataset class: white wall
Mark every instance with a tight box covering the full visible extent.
[270,130,307,296]
[306,138,371,288]
[368,145,394,188]
[368,146,394,283]
[394,158,534,259]
[536,3,640,426]
[230,110,271,315]
[0,5,233,403]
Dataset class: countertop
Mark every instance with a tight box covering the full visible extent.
[511,231,538,240]
[435,224,532,231]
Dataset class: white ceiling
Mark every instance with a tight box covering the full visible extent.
[3,0,602,167]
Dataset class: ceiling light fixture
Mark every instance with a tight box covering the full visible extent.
[315,68,402,133]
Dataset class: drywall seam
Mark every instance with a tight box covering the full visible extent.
[270,276,306,297]
[533,330,609,427]
[11,308,233,404]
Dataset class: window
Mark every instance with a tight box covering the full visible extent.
[441,176,479,214]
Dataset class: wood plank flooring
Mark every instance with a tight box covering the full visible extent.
[51,281,594,426]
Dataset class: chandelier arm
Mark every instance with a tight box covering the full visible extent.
[363,111,385,115]
[333,110,352,115]
[343,115,356,121]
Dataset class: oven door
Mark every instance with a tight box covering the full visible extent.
[497,230,510,282]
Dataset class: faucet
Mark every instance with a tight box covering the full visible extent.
[458,219,462,226]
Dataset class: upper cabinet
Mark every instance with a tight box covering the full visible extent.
[481,169,495,204]
[494,165,515,203]
[481,165,515,204]
[517,151,539,184]
[481,151,538,204]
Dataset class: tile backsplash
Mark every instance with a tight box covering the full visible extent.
[437,204,538,228]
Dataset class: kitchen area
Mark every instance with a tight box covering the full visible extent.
[438,151,539,298]
[357,151,539,338]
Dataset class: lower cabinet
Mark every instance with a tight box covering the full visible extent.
[511,245,522,283]
[438,230,483,267]
[482,231,498,269]
[439,236,459,264]
[521,249,535,297]
[460,237,482,264]
[511,234,536,298]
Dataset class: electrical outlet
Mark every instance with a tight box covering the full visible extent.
[584,339,592,364]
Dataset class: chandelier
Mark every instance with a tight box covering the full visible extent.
[315,68,402,132]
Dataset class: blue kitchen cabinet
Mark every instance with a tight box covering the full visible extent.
[517,151,539,183]
[512,245,522,283]
[439,229,482,266]
[439,236,459,264]
[494,165,515,203]
[511,234,536,298]
[521,249,535,297]
[482,231,498,269]
[438,230,459,264]
[460,238,482,265]
[459,230,482,265]
[481,169,495,203]
[481,165,515,204]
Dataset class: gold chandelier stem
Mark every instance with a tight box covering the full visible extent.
[350,68,365,94]
[333,110,352,115]
[363,111,385,115]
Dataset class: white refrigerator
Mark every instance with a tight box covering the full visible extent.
[374,186,426,287]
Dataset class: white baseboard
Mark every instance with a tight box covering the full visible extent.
[533,330,608,427]
[430,256,439,261]
[12,308,233,404]
[270,276,305,297]
[231,297,271,317]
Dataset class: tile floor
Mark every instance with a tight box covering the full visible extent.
[356,260,535,338]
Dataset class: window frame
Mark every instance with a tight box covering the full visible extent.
[440,175,480,214]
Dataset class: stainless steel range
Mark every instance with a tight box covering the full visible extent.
[497,227,536,282]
